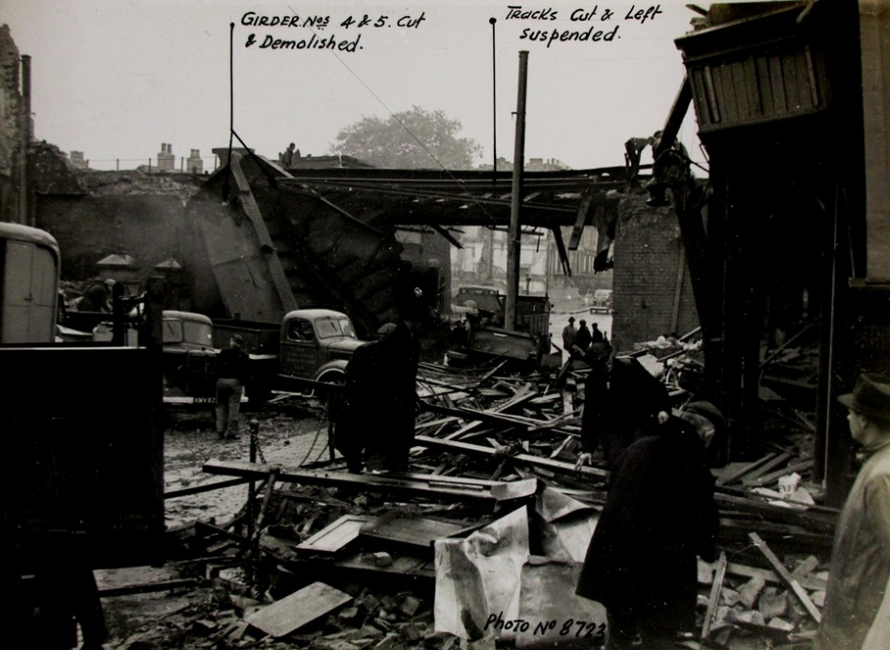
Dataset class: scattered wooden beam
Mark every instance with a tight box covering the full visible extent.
[740,454,794,486]
[99,579,199,598]
[745,459,813,488]
[246,582,352,638]
[702,552,728,639]
[203,460,501,502]
[165,478,252,499]
[725,562,827,592]
[414,434,609,481]
[748,532,822,623]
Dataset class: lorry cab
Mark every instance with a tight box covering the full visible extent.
[163,310,214,350]
[278,309,364,383]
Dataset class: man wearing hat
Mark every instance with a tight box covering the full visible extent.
[815,372,890,650]
[561,317,577,354]
[215,334,250,440]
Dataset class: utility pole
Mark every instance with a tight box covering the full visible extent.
[505,51,528,331]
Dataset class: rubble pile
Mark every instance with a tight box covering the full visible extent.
[113,339,837,650]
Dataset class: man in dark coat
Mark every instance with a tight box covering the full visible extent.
[577,352,673,469]
[335,338,380,473]
[590,322,605,344]
[575,319,592,352]
[336,321,419,473]
[365,321,420,472]
[576,402,722,649]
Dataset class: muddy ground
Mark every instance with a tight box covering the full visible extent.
[97,399,334,647]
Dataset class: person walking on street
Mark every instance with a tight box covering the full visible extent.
[215,334,250,440]
[562,317,577,352]
[814,372,890,650]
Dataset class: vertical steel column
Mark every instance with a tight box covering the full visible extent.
[506,51,528,331]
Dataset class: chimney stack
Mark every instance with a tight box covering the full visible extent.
[157,142,174,172]
[187,149,203,174]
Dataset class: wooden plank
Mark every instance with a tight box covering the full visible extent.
[296,514,375,553]
[748,532,822,623]
[414,434,609,481]
[246,582,352,637]
[359,513,466,549]
[716,453,779,485]
[702,552,728,639]
[99,578,199,598]
[746,459,812,488]
[714,492,836,534]
[740,453,793,486]
[165,478,251,499]
[725,562,827,592]
[203,459,500,502]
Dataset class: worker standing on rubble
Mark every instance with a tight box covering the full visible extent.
[215,334,249,440]
[365,321,420,473]
[815,372,890,650]
[576,401,723,650]
[576,350,673,469]
[335,335,380,473]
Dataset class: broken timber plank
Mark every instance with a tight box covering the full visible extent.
[360,513,467,549]
[414,434,609,481]
[296,514,375,553]
[740,453,794,485]
[714,491,836,533]
[99,579,199,598]
[716,453,780,486]
[726,562,827,592]
[246,582,352,637]
[746,459,813,488]
[748,532,822,623]
[165,478,252,499]
[203,460,500,501]
[702,552,728,639]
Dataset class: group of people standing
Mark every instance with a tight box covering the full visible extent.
[562,315,606,359]
[571,332,890,650]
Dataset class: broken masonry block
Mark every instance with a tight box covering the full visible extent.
[767,617,795,632]
[738,574,767,609]
[721,587,741,606]
[398,595,422,617]
[758,590,789,619]
[792,555,820,577]
[399,623,424,642]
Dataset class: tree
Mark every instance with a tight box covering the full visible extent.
[331,106,483,169]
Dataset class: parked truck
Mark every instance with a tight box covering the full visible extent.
[162,307,369,405]
[0,223,165,645]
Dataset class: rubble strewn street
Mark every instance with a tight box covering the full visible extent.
[95,319,837,650]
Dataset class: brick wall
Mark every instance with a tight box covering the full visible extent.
[612,193,700,353]
[0,25,22,222]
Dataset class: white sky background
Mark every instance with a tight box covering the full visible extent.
[3,0,737,171]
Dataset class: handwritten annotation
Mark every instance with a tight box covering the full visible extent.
[239,11,427,52]
[507,4,664,47]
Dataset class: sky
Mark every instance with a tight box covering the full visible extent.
[3,0,735,172]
